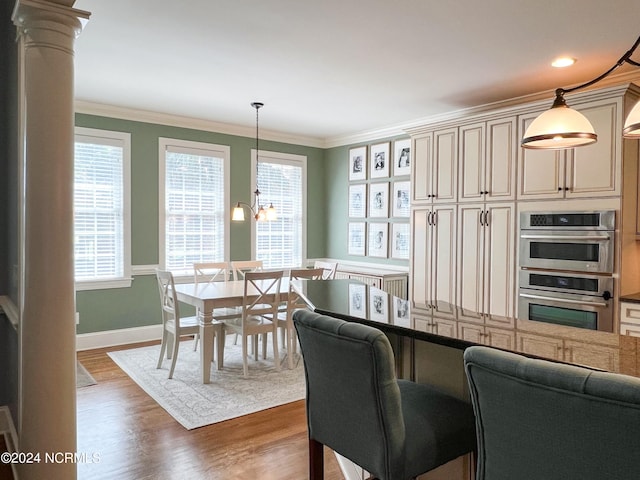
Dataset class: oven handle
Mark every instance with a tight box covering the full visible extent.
[520,234,611,241]
[519,292,607,307]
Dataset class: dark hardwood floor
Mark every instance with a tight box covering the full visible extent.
[77,341,344,480]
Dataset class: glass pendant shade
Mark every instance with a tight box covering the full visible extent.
[256,206,267,221]
[623,100,640,138]
[232,204,245,221]
[266,203,277,221]
[522,104,597,149]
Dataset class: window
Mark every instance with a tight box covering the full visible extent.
[159,138,230,275]
[253,151,306,268]
[74,127,131,290]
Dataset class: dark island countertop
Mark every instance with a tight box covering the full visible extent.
[293,279,640,379]
[620,292,640,304]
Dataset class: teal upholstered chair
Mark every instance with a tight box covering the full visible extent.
[293,310,476,480]
[464,345,640,480]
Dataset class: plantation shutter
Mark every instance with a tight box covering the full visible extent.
[256,159,303,268]
[74,135,125,281]
[164,145,226,274]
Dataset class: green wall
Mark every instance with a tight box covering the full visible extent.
[74,114,326,334]
[324,136,411,268]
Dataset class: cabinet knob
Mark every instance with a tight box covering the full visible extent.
[558,187,563,191]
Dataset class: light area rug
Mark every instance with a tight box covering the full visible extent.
[107,339,306,430]
[77,361,97,388]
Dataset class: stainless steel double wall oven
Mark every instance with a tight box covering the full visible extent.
[518,211,615,332]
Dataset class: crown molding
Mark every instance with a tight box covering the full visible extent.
[74,100,326,149]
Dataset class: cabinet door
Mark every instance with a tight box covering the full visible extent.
[564,340,620,371]
[411,208,431,310]
[457,203,484,322]
[483,203,515,327]
[567,101,619,198]
[458,123,485,203]
[458,321,484,343]
[431,205,457,317]
[433,128,458,203]
[432,317,457,338]
[412,133,433,204]
[517,113,565,199]
[486,117,517,201]
[485,326,515,350]
[516,332,563,361]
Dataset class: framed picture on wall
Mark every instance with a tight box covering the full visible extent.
[348,184,366,218]
[391,222,410,260]
[392,181,410,218]
[368,182,389,218]
[368,222,388,258]
[348,222,366,256]
[370,142,390,179]
[348,283,367,319]
[393,138,411,176]
[349,146,367,181]
[369,287,388,322]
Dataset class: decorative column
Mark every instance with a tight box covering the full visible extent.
[12,1,89,479]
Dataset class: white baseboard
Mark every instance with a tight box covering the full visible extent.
[334,452,368,480]
[76,324,162,351]
[0,405,19,479]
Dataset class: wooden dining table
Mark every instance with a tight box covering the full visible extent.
[173,279,291,383]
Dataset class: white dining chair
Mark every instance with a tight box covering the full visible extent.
[313,260,338,279]
[272,267,324,369]
[222,270,283,377]
[192,262,240,351]
[231,260,263,281]
[155,269,223,379]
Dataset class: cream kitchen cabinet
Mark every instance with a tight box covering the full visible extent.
[458,117,517,203]
[411,205,457,318]
[620,301,640,337]
[414,315,457,338]
[516,331,620,371]
[457,202,515,327]
[457,321,515,350]
[518,99,619,200]
[412,128,457,205]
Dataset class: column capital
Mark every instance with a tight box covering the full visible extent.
[12,0,90,49]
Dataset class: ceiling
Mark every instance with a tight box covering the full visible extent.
[72,0,640,146]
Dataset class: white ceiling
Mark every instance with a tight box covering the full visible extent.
[72,0,640,146]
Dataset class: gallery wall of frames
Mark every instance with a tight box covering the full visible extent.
[347,138,410,260]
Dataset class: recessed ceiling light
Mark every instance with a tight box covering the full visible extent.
[552,57,576,68]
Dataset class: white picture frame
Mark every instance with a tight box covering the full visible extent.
[348,283,367,319]
[392,180,410,218]
[369,287,388,323]
[393,138,411,176]
[348,184,366,218]
[370,142,390,179]
[349,146,367,181]
[347,222,366,256]
[368,182,389,218]
[368,222,388,258]
[391,223,410,260]
[393,297,410,327]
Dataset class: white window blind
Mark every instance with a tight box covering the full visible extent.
[74,128,131,288]
[255,152,306,269]
[160,139,229,275]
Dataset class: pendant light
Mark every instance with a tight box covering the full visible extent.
[522,35,640,150]
[232,102,277,221]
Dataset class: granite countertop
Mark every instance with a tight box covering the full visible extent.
[293,279,640,379]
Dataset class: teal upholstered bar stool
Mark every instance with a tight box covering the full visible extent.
[464,346,640,480]
[293,310,476,480]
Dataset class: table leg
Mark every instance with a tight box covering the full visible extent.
[200,312,214,384]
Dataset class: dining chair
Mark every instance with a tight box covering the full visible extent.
[222,270,283,377]
[464,345,640,480]
[294,309,477,480]
[231,260,263,281]
[155,269,223,379]
[313,260,338,279]
[271,267,324,369]
[192,262,240,351]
